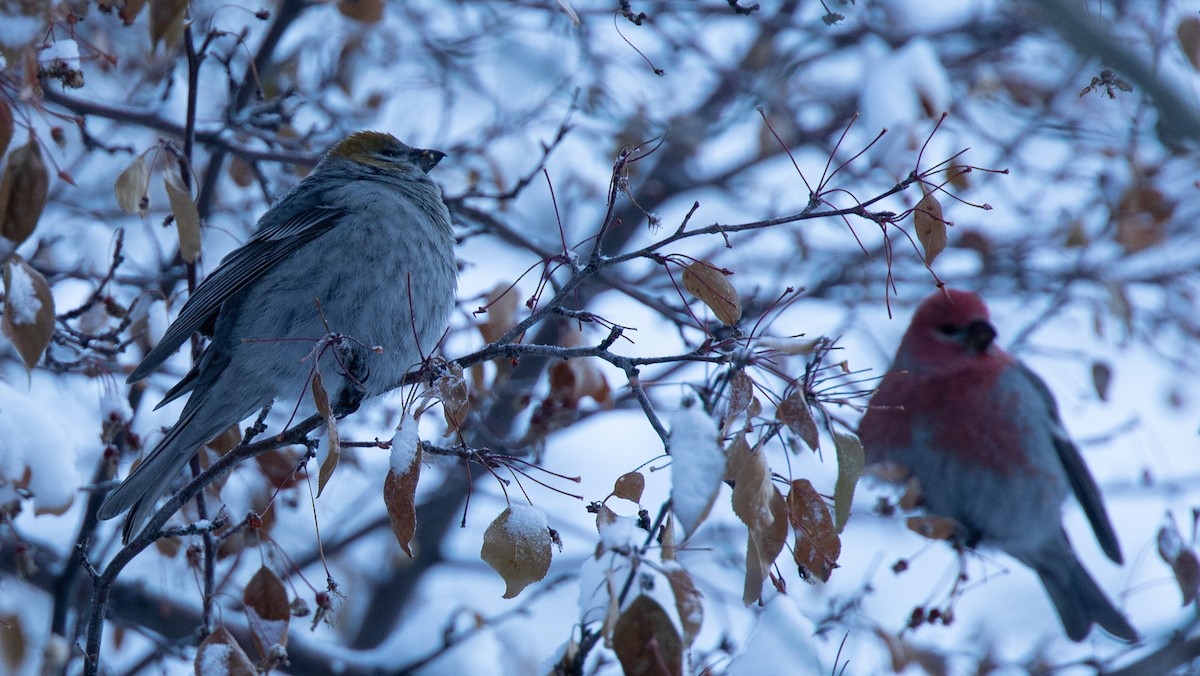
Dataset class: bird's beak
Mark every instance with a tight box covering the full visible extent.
[964,319,997,354]
[417,149,447,173]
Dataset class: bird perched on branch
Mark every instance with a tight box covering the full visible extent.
[101,131,457,543]
[858,288,1136,642]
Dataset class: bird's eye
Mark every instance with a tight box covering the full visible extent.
[937,323,958,335]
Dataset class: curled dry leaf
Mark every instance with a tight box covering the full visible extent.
[681,259,742,325]
[480,505,552,598]
[163,168,201,262]
[727,439,788,604]
[194,625,255,676]
[726,369,754,425]
[612,595,684,676]
[664,564,703,646]
[832,432,864,533]
[612,471,645,503]
[913,186,948,266]
[0,137,49,247]
[786,479,841,583]
[114,154,150,216]
[242,566,289,660]
[312,373,340,497]
[548,358,613,407]
[594,502,618,532]
[384,420,422,557]
[777,388,819,452]
[2,257,55,374]
[433,362,470,434]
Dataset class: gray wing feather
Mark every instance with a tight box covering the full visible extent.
[128,205,348,384]
[1014,361,1123,564]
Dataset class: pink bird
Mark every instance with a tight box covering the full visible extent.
[858,289,1136,642]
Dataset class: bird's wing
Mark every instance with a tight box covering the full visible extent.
[1014,361,1123,564]
[128,204,349,383]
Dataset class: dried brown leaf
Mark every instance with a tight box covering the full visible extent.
[384,438,422,557]
[2,257,55,374]
[0,137,49,246]
[777,388,819,451]
[163,168,201,262]
[242,566,289,659]
[549,358,613,408]
[312,373,339,497]
[787,479,841,583]
[612,471,645,504]
[730,442,788,604]
[434,362,470,434]
[612,595,684,676]
[664,565,703,646]
[726,369,754,424]
[594,502,619,533]
[194,625,255,676]
[114,154,150,216]
[481,506,551,598]
[913,186,947,266]
[682,259,742,325]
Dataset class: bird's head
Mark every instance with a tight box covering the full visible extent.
[900,288,1000,365]
[328,131,446,174]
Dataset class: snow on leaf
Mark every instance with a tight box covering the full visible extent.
[2,257,54,374]
[481,505,552,598]
[195,625,255,676]
[242,566,289,661]
[668,403,724,537]
[384,431,422,557]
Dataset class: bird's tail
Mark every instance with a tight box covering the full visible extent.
[98,406,232,543]
[1034,549,1137,642]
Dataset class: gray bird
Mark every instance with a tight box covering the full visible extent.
[101,131,457,542]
